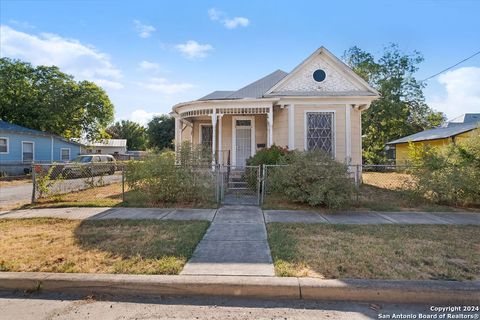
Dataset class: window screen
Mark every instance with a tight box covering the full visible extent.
[201,125,213,149]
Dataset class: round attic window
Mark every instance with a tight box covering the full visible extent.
[313,69,326,82]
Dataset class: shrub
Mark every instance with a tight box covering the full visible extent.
[408,133,480,206]
[246,145,292,166]
[269,151,355,208]
[125,151,216,206]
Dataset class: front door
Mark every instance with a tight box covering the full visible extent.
[234,117,254,166]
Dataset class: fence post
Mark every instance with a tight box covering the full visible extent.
[262,165,268,204]
[121,165,125,202]
[355,164,360,203]
[31,163,36,204]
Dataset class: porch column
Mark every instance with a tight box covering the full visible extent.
[174,116,181,153]
[218,114,223,164]
[345,104,352,164]
[211,109,217,165]
[287,104,295,150]
[267,106,273,147]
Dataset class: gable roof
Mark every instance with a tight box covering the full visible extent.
[197,70,288,101]
[194,47,379,103]
[226,70,288,99]
[265,46,379,96]
[0,120,82,146]
[387,123,478,145]
[198,91,235,101]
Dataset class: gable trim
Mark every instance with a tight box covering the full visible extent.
[265,47,379,96]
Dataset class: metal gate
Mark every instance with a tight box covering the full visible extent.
[218,165,260,205]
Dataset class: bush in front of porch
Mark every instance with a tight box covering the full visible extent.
[125,150,216,207]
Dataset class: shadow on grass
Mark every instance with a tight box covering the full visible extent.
[73,219,210,274]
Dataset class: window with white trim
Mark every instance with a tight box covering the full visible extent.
[0,138,8,153]
[306,112,334,155]
[22,141,34,162]
[61,148,70,162]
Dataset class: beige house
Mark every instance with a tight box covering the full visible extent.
[171,47,379,166]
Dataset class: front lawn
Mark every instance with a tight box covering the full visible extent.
[0,218,209,274]
[267,223,480,280]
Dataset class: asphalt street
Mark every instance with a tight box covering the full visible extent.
[0,291,464,320]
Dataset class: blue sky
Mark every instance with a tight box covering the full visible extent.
[1,0,479,124]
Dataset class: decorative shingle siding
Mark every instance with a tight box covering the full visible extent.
[273,55,360,93]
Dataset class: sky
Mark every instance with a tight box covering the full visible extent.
[1,0,479,125]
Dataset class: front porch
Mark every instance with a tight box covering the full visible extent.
[175,106,274,166]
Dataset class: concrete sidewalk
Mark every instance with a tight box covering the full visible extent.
[1,207,479,225]
[264,210,480,225]
[181,205,275,276]
[0,207,216,221]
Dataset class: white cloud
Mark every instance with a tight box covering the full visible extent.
[139,60,160,72]
[175,40,213,59]
[8,19,35,29]
[208,8,249,29]
[0,25,123,89]
[133,20,155,38]
[140,77,195,94]
[428,67,480,119]
[129,109,162,125]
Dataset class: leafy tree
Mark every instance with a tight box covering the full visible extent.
[343,44,445,164]
[106,120,147,150]
[0,58,114,140]
[146,115,175,150]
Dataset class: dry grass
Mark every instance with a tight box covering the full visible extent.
[0,218,209,274]
[30,183,217,209]
[33,183,124,208]
[0,178,31,187]
[268,223,480,280]
[362,172,414,191]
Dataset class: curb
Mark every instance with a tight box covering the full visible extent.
[0,272,479,304]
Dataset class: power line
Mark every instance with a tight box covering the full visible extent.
[421,50,480,82]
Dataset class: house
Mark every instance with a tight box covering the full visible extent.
[0,120,82,175]
[386,113,480,165]
[171,47,379,166]
[74,138,127,156]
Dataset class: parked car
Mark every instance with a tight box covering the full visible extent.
[61,154,117,178]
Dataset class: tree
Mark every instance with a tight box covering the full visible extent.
[0,58,114,140]
[106,120,147,150]
[343,44,445,164]
[147,115,175,150]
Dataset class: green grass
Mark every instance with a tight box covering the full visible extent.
[267,223,480,280]
[0,218,209,275]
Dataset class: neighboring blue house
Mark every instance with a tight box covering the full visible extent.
[0,120,82,175]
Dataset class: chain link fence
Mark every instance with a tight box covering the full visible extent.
[261,164,416,207]
[31,162,125,204]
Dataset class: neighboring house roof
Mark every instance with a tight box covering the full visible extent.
[0,120,82,145]
[74,138,127,148]
[445,113,480,127]
[387,123,478,145]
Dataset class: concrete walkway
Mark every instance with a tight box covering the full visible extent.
[181,205,275,276]
[264,210,480,225]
